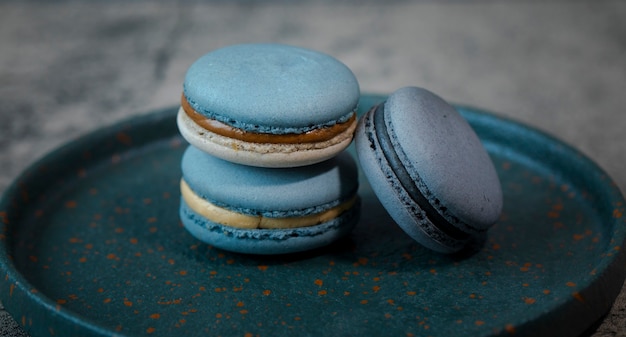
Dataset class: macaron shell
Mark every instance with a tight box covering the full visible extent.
[181,145,359,216]
[183,43,360,132]
[177,108,356,168]
[180,196,361,255]
[385,87,502,231]
[355,108,467,253]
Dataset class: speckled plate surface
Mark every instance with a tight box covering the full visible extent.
[1,95,625,337]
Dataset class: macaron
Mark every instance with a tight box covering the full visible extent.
[355,86,503,254]
[179,146,360,255]
[177,43,360,168]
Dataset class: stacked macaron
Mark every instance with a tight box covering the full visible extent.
[177,44,362,255]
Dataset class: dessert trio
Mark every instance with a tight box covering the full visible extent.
[176,43,503,255]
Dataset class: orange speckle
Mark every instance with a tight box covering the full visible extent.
[215,313,223,318]
[257,265,268,271]
[314,279,323,287]
[547,211,560,218]
[387,299,395,305]
[124,299,133,307]
[429,269,437,275]
[150,313,160,319]
[244,333,253,337]
[240,309,248,315]
[78,257,87,263]
[475,320,485,326]
[505,324,516,333]
[263,290,271,296]
[57,299,67,305]
[179,270,187,276]
[85,243,94,249]
[116,132,132,145]
[147,217,158,223]
[146,327,155,334]
[572,292,585,303]
[65,201,77,209]
[492,243,501,250]
[103,298,111,304]
[615,246,621,251]
[566,281,576,287]
[384,313,392,319]
[143,198,152,205]
[407,291,416,296]
[294,316,301,321]
[114,227,124,233]
[523,297,536,305]
[573,234,585,241]
[613,209,623,218]
[344,291,350,296]
[106,253,118,260]
[360,300,368,305]
[236,301,245,307]
[372,285,381,292]
[318,290,327,296]
[543,289,551,295]
[68,237,82,243]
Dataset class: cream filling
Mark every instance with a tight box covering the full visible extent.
[177,107,357,153]
[181,179,357,229]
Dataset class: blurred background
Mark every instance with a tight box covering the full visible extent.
[1,1,625,336]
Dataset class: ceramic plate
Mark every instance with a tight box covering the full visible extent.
[1,95,624,337]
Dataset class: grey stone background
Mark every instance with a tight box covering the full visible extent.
[1,1,625,336]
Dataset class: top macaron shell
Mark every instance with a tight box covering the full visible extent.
[181,146,359,216]
[183,43,360,134]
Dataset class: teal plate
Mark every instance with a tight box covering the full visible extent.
[1,94,625,337]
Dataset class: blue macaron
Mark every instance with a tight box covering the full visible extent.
[355,87,503,253]
[179,146,360,255]
[177,43,360,168]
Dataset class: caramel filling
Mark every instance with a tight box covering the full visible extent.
[181,179,357,229]
[181,94,356,144]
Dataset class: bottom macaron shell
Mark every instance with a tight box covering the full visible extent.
[355,108,469,254]
[180,198,361,255]
[177,109,355,168]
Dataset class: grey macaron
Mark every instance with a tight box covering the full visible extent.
[355,86,503,253]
